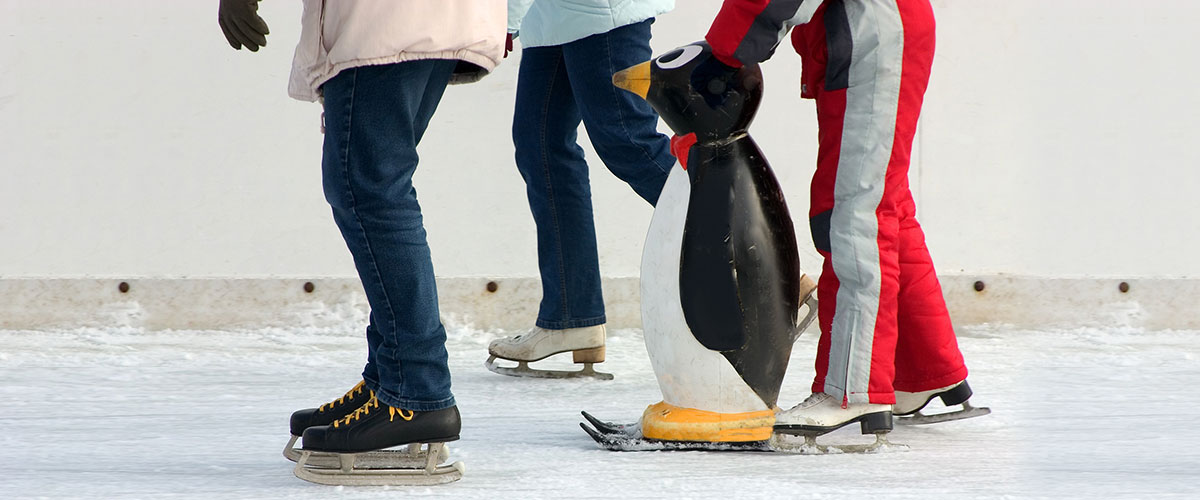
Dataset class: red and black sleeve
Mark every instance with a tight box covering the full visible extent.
[705,0,817,68]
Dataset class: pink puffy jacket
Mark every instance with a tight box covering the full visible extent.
[288,0,507,102]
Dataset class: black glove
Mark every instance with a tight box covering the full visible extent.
[689,55,739,108]
[218,0,270,52]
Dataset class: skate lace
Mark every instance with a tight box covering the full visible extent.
[318,380,367,414]
[333,396,416,428]
[800,392,832,409]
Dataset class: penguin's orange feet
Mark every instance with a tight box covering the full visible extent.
[640,402,775,442]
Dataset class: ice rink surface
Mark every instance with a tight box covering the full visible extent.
[2,319,1197,499]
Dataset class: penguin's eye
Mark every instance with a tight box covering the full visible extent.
[655,45,704,70]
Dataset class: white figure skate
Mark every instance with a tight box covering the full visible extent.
[895,380,990,425]
[772,393,902,454]
[485,324,612,380]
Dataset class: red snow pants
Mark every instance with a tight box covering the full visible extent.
[793,0,966,405]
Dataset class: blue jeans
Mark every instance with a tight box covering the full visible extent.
[320,60,457,412]
[514,19,674,330]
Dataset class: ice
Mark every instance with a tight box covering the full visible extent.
[2,322,1198,499]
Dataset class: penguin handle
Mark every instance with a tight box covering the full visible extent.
[793,274,820,341]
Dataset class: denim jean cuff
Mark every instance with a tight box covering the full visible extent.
[535,315,607,330]
[373,390,457,412]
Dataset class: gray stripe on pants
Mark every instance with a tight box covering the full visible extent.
[823,0,905,404]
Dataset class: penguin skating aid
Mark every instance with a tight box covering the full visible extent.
[582,410,907,454]
[577,42,892,453]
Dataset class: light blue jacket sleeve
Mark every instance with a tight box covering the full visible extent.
[508,0,535,34]
[515,0,675,48]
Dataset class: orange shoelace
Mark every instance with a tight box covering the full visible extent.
[317,380,369,414]
[333,395,415,428]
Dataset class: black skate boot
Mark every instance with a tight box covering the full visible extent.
[284,381,373,462]
[289,380,373,437]
[292,396,465,486]
[302,395,461,454]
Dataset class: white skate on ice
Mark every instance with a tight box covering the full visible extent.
[895,380,991,425]
[771,393,904,454]
[485,324,613,380]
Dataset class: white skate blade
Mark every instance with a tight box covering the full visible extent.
[769,432,909,455]
[293,443,464,486]
[485,355,613,380]
[898,403,991,425]
[284,435,449,469]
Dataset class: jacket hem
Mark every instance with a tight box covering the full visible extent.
[288,50,499,102]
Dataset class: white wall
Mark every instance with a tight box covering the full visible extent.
[3,1,1199,280]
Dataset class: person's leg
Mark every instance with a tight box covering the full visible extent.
[562,18,674,205]
[512,45,607,330]
[320,60,458,412]
[805,0,936,406]
[892,191,968,393]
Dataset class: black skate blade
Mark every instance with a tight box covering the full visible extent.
[898,405,991,425]
[580,422,771,452]
[580,411,636,435]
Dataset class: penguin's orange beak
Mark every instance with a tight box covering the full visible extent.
[612,61,651,99]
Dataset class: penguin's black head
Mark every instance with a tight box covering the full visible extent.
[613,41,763,142]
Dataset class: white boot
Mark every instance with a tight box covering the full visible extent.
[895,380,972,415]
[485,325,611,380]
[895,380,990,424]
[773,392,892,436]
[488,325,605,362]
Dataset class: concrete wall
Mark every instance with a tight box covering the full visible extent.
[3,1,1199,329]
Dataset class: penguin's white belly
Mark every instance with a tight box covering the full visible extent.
[640,165,769,414]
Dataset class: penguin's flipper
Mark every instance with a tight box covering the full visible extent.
[678,176,746,352]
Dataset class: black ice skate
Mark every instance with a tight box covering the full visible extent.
[895,380,991,425]
[284,381,449,471]
[284,380,373,463]
[293,396,464,486]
